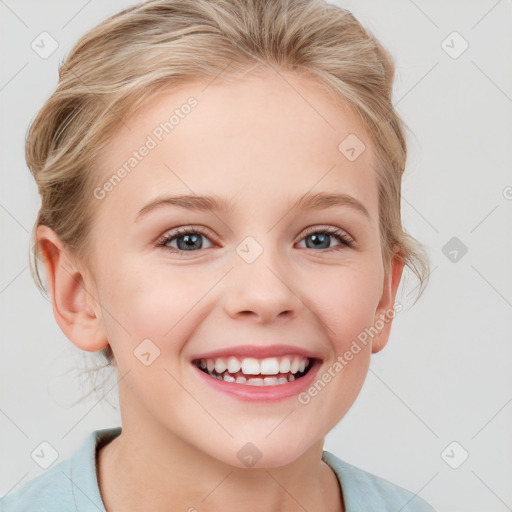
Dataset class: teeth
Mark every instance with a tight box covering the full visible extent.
[227,356,241,373]
[209,368,300,385]
[215,358,227,374]
[260,357,280,375]
[241,357,261,375]
[279,358,291,373]
[199,355,309,376]
[290,358,301,373]
[196,354,312,386]
[246,378,264,386]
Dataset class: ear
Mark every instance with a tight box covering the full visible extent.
[36,225,109,352]
[371,247,406,354]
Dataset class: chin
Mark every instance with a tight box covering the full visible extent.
[215,437,314,470]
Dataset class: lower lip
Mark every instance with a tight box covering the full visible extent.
[192,359,322,402]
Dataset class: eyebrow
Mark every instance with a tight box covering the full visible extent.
[293,192,370,219]
[135,194,234,222]
[135,191,370,221]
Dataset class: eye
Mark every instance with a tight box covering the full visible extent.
[296,226,354,251]
[156,225,355,255]
[156,226,213,253]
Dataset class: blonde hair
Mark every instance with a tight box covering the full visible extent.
[27,0,430,375]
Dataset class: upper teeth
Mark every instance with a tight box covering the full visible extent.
[198,356,309,375]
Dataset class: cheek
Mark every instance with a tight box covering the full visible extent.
[310,260,383,348]
[96,265,197,359]
[301,265,381,420]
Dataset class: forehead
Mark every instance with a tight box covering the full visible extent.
[93,68,378,224]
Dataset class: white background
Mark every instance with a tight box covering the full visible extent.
[1,1,511,511]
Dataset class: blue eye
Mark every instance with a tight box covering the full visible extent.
[156,225,354,254]
[297,226,354,250]
[157,226,213,253]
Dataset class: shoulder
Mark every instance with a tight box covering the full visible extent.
[322,450,437,512]
[0,456,76,512]
[0,427,121,512]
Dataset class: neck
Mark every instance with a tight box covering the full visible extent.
[97,423,343,512]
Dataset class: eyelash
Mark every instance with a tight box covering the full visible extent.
[156,225,355,254]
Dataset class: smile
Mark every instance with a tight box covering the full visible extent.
[192,355,314,386]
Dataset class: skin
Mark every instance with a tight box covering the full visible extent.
[37,66,404,512]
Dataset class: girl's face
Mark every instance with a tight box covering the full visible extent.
[55,68,403,468]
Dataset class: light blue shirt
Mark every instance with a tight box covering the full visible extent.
[0,427,436,511]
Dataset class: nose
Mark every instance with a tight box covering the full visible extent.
[221,249,303,324]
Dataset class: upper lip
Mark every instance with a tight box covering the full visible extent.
[190,344,323,362]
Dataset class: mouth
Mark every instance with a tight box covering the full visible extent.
[191,355,315,387]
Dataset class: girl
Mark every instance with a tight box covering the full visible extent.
[2,0,436,510]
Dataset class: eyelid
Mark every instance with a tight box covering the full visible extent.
[297,224,355,248]
[155,225,217,248]
[155,223,356,253]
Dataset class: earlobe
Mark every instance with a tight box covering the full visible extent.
[36,225,109,353]
[371,248,406,354]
